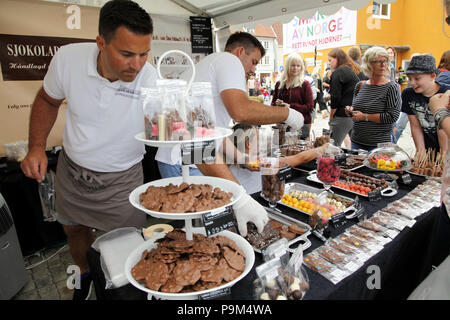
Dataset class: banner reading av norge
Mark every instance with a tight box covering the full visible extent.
[283,7,357,54]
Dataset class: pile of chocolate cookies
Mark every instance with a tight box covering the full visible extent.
[139,183,232,213]
[131,229,245,293]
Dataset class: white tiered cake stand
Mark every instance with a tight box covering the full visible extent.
[126,50,253,299]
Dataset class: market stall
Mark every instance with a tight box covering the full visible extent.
[86,164,441,300]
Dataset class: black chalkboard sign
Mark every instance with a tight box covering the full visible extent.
[190,16,213,54]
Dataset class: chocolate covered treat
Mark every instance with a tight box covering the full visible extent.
[288,224,306,235]
[316,246,345,264]
[132,230,245,293]
[328,239,355,255]
[304,254,332,273]
[246,222,280,249]
[140,183,232,213]
[313,135,330,148]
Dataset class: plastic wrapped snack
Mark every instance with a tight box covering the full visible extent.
[158,80,191,141]
[315,245,347,265]
[370,211,405,230]
[303,252,347,284]
[142,88,162,140]
[348,225,378,241]
[186,82,216,138]
[382,202,420,220]
[254,257,310,300]
[327,239,358,256]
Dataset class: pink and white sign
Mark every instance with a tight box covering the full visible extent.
[283,7,357,54]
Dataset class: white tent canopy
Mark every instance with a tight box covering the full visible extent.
[44,0,397,29]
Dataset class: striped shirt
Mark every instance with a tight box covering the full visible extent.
[351,81,401,147]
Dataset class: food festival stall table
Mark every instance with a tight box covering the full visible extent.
[86,167,441,300]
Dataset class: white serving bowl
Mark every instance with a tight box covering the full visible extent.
[124,230,255,300]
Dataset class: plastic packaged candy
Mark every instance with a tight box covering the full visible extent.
[303,252,347,284]
[186,82,216,138]
[364,143,412,171]
[141,88,162,140]
[157,79,190,141]
[254,241,310,300]
[260,158,290,208]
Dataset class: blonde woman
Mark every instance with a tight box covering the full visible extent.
[345,46,401,151]
[271,53,314,139]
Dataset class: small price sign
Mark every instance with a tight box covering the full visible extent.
[199,287,231,300]
[368,189,382,202]
[401,173,412,185]
[278,166,292,181]
[331,211,347,228]
[202,206,234,237]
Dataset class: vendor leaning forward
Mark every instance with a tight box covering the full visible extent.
[156,32,306,237]
[20,0,156,300]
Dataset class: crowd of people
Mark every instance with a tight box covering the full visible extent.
[18,0,449,300]
[249,45,449,155]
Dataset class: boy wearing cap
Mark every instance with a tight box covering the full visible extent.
[402,54,450,153]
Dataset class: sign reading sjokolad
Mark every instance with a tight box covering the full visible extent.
[0,34,94,81]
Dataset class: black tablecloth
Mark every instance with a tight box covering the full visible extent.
[86,167,443,300]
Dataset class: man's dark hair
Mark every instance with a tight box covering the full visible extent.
[225,32,265,57]
[99,0,153,43]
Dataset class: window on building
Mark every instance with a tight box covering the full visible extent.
[263,41,269,49]
[264,56,270,65]
[372,1,390,19]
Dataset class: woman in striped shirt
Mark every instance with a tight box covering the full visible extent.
[346,46,401,151]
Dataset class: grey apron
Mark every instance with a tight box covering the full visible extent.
[55,149,146,231]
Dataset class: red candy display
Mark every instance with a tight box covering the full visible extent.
[317,156,340,184]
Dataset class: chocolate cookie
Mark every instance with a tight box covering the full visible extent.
[222,247,245,272]
[172,260,201,286]
[288,224,306,235]
[144,261,169,291]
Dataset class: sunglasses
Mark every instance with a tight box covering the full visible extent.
[446,15,450,26]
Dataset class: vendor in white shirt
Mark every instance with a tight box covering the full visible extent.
[156,32,305,236]
[229,123,328,195]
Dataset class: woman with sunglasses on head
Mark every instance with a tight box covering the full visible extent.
[345,46,401,152]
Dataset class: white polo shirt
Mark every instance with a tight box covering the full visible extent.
[155,52,247,165]
[43,43,157,172]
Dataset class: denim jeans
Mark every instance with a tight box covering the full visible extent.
[392,112,409,143]
[157,161,203,178]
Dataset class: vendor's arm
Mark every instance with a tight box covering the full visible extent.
[196,163,240,184]
[221,89,289,124]
[429,91,450,138]
[438,129,448,154]
[20,87,63,183]
[282,144,328,167]
[408,115,426,153]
